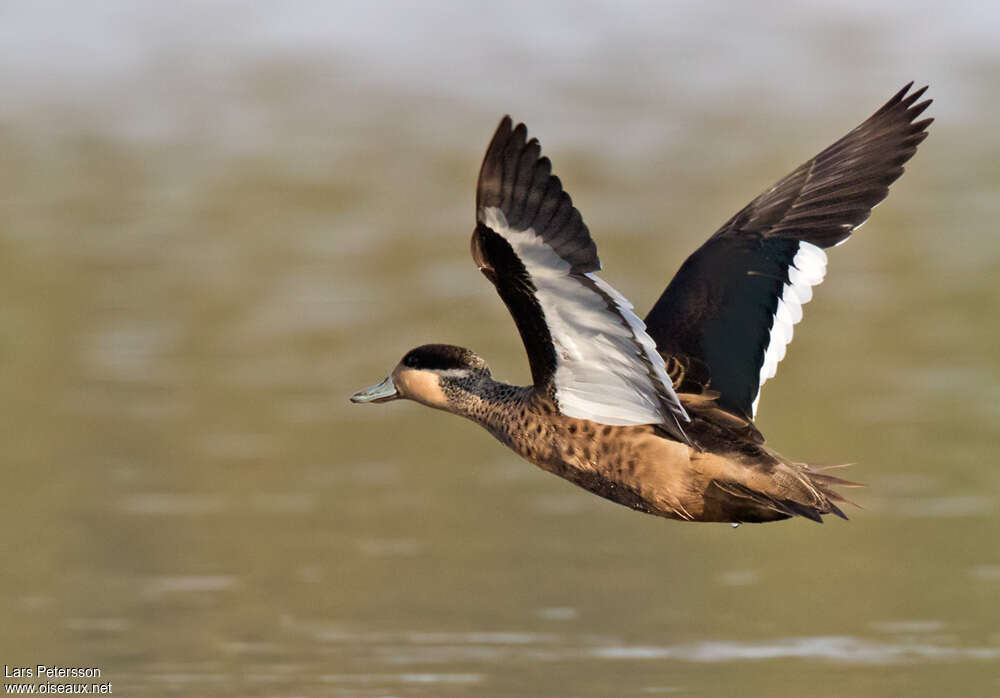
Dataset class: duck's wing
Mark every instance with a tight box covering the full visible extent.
[472,116,690,441]
[644,83,932,421]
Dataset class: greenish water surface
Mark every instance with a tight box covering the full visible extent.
[1,3,999,696]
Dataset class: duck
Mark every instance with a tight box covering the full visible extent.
[351,83,932,524]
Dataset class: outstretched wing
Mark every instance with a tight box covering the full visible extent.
[644,83,932,420]
[472,116,690,441]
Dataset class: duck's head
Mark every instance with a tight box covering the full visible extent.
[350,344,492,411]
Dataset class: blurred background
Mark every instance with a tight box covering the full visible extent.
[1,1,998,696]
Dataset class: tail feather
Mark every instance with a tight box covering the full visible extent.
[806,466,864,511]
[712,463,863,524]
[825,500,849,521]
[712,480,827,523]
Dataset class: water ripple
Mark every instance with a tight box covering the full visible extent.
[590,636,1000,664]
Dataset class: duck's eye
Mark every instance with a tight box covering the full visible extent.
[404,354,419,367]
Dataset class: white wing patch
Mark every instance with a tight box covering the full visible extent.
[751,240,828,417]
[480,206,687,427]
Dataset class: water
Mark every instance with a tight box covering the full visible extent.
[2,2,999,696]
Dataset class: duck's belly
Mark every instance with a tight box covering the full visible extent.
[500,418,699,520]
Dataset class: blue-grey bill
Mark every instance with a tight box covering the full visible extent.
[350,376,398,403]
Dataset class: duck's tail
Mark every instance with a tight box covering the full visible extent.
[800,464,864,521]
[711,462,863,524]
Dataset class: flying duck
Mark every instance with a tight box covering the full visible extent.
[351,83,932,524]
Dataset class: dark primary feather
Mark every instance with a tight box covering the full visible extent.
[645,83,932,419]
[475,116,600,273]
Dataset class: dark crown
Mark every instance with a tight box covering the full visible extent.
[400,344,489,372]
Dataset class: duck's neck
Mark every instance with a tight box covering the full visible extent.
[440,374,534,435]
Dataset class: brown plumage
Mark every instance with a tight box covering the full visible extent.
[351,84,930,524]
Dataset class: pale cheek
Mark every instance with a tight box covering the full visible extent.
[393,369,450,410]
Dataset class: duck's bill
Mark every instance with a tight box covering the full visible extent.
[350,376,399,403]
